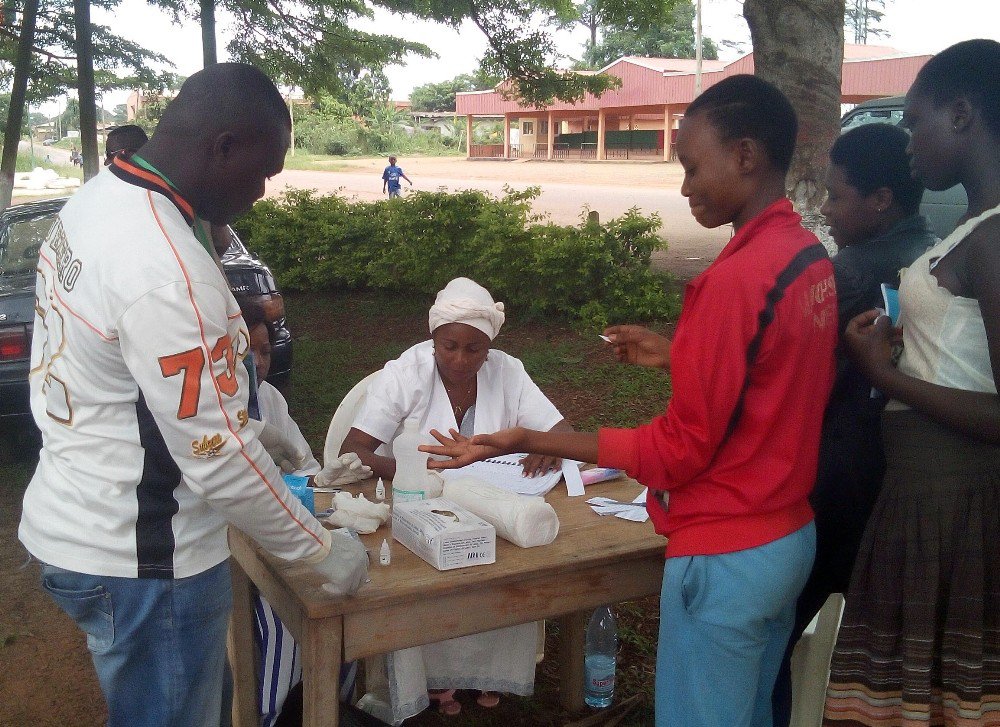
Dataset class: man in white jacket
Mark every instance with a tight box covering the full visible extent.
[19,63,367,727]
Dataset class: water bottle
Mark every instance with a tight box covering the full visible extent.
[584,605,618,708]
[391,417,429,502]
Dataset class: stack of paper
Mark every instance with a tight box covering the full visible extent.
[586,487,650,522]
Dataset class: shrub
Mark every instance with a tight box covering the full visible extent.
[293,106,462,158]
[234,187,678,327]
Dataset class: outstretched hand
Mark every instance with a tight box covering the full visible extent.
[603,325,671,369]
[420,427,525,470]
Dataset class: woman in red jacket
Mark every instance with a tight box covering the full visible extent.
[424,74,838,727]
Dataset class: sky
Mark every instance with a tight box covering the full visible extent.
[42,0,1000,115]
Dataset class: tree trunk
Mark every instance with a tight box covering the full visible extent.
[74,0,99,181]
[744,0,844,243]
[201,0,217,65]
[0,0,39,211]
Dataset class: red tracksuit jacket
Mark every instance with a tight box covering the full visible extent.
[598,199,837,558]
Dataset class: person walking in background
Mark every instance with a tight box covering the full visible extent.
[823,38,1000,726]
[382,155,412,198]
[771,122,936,727]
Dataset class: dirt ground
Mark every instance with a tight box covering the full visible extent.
[310,156,688,187]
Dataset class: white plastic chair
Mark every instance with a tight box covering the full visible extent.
[323,372,379,464]
[790,593,845,727]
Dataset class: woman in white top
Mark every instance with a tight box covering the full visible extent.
[823,40,1000,726]
[342,277,572,722]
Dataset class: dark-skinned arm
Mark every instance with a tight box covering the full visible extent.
[603,324,671,369]
[846,226,1000,444]
[339,427,397,480]
[519,418,575,476]
[422,427,599,470]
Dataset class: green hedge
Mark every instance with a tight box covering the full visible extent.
[234,187,678,328]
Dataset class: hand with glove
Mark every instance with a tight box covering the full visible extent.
[246,419,314,472]
[315,452,373,487]
[313,528,370,597]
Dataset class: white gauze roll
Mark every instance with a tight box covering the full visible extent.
[442,476,559,548]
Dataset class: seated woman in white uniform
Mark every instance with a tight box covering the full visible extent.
[341,277,572,721]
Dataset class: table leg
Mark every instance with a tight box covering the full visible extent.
[559,610,589,711]
[228,558,260,727]
[301,615,344,727]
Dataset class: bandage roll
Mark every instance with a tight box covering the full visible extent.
[441,477,559,548]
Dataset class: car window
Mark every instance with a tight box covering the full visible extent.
[224,228,248,256]
[841,108,903,131]
[0,213,57,279]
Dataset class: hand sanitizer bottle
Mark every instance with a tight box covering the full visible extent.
[391,417,429,502]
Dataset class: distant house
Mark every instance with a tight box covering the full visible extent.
[32,121,56,142]
[409,110,503,137]
[125,89,178,121]
[457,45,931,161]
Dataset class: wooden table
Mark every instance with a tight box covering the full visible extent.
[227,477,665,726]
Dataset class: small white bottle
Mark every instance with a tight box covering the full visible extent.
[379,538,391,565]
[374,477,386,501]
[391,417,429,502]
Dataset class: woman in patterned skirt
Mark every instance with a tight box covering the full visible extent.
[823,39,1000,726]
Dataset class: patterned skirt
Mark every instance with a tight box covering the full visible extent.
[824,409,1000,726]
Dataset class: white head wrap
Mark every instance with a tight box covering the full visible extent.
[428,277,505,340]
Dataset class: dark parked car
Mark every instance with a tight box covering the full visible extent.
[0,198,292,447]
[841,96,966,239]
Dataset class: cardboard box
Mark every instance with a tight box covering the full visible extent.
[392,497,496,571]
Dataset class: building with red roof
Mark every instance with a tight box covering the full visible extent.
[457,45,930,161]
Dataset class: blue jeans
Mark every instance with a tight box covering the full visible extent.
[655,522,815,727]
[41,560,233,727]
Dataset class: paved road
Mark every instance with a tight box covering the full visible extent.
[268,168,732,281]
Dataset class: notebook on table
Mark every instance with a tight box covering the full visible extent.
[440,453,564,496]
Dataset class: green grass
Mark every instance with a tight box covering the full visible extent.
[7,146,82,180]
[282,289,671,444]
[516,339,670,430]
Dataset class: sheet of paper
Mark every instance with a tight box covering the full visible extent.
[585,487,650,522]
[562,459,585,496]
[440,453,563,496]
